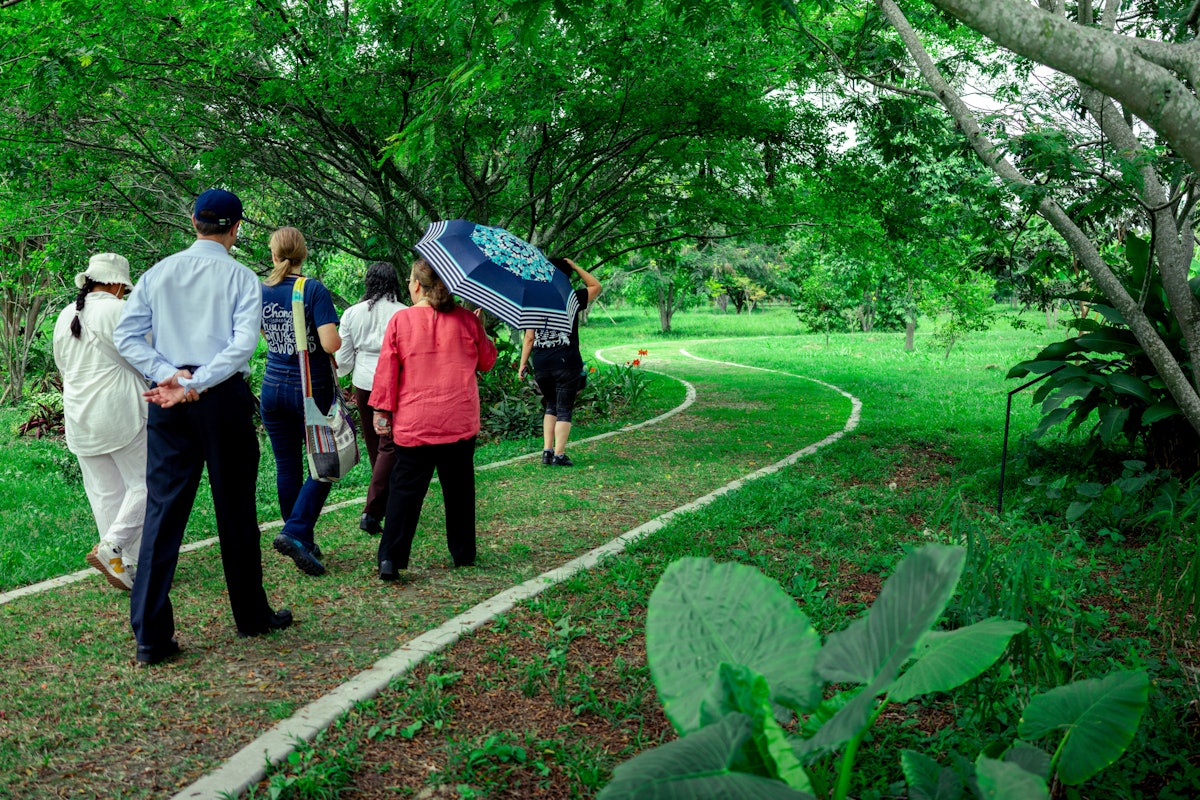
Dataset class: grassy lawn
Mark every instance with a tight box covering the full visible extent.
[3,306,1196,798]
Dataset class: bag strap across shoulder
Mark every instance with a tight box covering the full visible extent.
[291,277,315,400]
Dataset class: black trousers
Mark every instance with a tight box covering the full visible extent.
[130,375,274,647]
[378,436,477,570]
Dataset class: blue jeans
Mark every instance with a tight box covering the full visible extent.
[260,375,333,547]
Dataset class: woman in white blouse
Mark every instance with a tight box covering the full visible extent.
[52,253,148,591]
[334,261,406,534]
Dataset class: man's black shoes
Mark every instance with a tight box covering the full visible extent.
[136,639,181,666]
[237,608,294,638]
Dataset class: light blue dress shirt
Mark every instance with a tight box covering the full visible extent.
[115,239,262,394]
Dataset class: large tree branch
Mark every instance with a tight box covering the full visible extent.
[926,0,1200,177]
[879,0,1200,436]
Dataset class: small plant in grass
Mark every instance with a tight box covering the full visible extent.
[582,360,652,420]
[243,735,360,800]
[598,544,1149,800]
[16,387,64,439]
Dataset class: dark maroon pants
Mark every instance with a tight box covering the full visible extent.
[355,386,395,522]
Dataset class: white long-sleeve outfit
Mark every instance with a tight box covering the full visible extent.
[52,292,149,565]
[334,297,407,390]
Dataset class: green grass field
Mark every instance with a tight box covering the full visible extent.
[2,305,1195,799]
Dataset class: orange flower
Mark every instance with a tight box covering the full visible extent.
[589,366,597,373]
[631,358,641,366]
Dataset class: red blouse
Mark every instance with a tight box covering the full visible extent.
[369,305,498,446]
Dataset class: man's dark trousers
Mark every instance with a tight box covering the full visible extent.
[131,375,273,648]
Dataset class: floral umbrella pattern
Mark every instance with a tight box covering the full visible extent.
[414,219,578,334]
[469,225,557,282]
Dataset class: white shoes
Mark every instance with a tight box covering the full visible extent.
[87,542,136,591]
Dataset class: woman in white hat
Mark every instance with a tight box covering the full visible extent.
[52,252,148,591]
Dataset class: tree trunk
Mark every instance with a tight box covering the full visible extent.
[657,283,675,333]
[904,278,916,352]
[1076,85,1200,396]
[879,0,1200,439]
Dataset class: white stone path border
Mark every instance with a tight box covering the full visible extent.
[1,340,862,799]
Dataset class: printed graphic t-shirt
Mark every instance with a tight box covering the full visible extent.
[261,276,339,386]
[530,287,590,372]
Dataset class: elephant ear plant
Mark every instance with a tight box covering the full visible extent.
[598,544,1149,800]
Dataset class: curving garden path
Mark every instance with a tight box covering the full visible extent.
[1,339,859,799]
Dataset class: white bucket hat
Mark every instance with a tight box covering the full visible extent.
[75,253,133,290]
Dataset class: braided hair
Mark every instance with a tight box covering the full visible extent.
[69,279,99,339]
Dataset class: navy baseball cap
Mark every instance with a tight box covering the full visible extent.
[193,189,243,227]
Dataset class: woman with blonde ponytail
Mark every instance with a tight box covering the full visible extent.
[258,227,342,576]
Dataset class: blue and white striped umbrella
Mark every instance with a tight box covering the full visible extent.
[413,219,577,334]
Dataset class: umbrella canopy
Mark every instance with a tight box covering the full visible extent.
[413,219,578,334]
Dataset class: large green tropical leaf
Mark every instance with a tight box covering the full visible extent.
[901,749,965,800]
[974,756,1049,799]
[646,558,822,734]
[1075,329,1140,354]
[1126,234,1150,295]
[598,714,816,800]
[1097,405,1130,443]
[1089,304,1127,326]
[817,545,966,684]
[1002,744,1051,781]
[1018,670,1150,785]
[1106,373,1153,402]
[796,545,965,754]
[700,664,813,792]
[1142,403,1180,424]
[888,618,1026,702]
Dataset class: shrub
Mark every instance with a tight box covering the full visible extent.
[1007,233,1200,473]
[598,545,1149,800]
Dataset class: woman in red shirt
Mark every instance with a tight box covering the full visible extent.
[369,258,498,580]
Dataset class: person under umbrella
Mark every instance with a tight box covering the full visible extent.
[369,257,497,580]
[517,257,601,466]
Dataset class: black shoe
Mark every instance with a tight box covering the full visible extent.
[359,513,382,534]
[136,639,181,666]
[273,534,326,576]
[552,453,573,467]
[379,560,398,581]
[238,608,294,638]
[541,449,554,465]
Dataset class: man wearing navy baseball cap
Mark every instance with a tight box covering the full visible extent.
[115,188,293,665]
